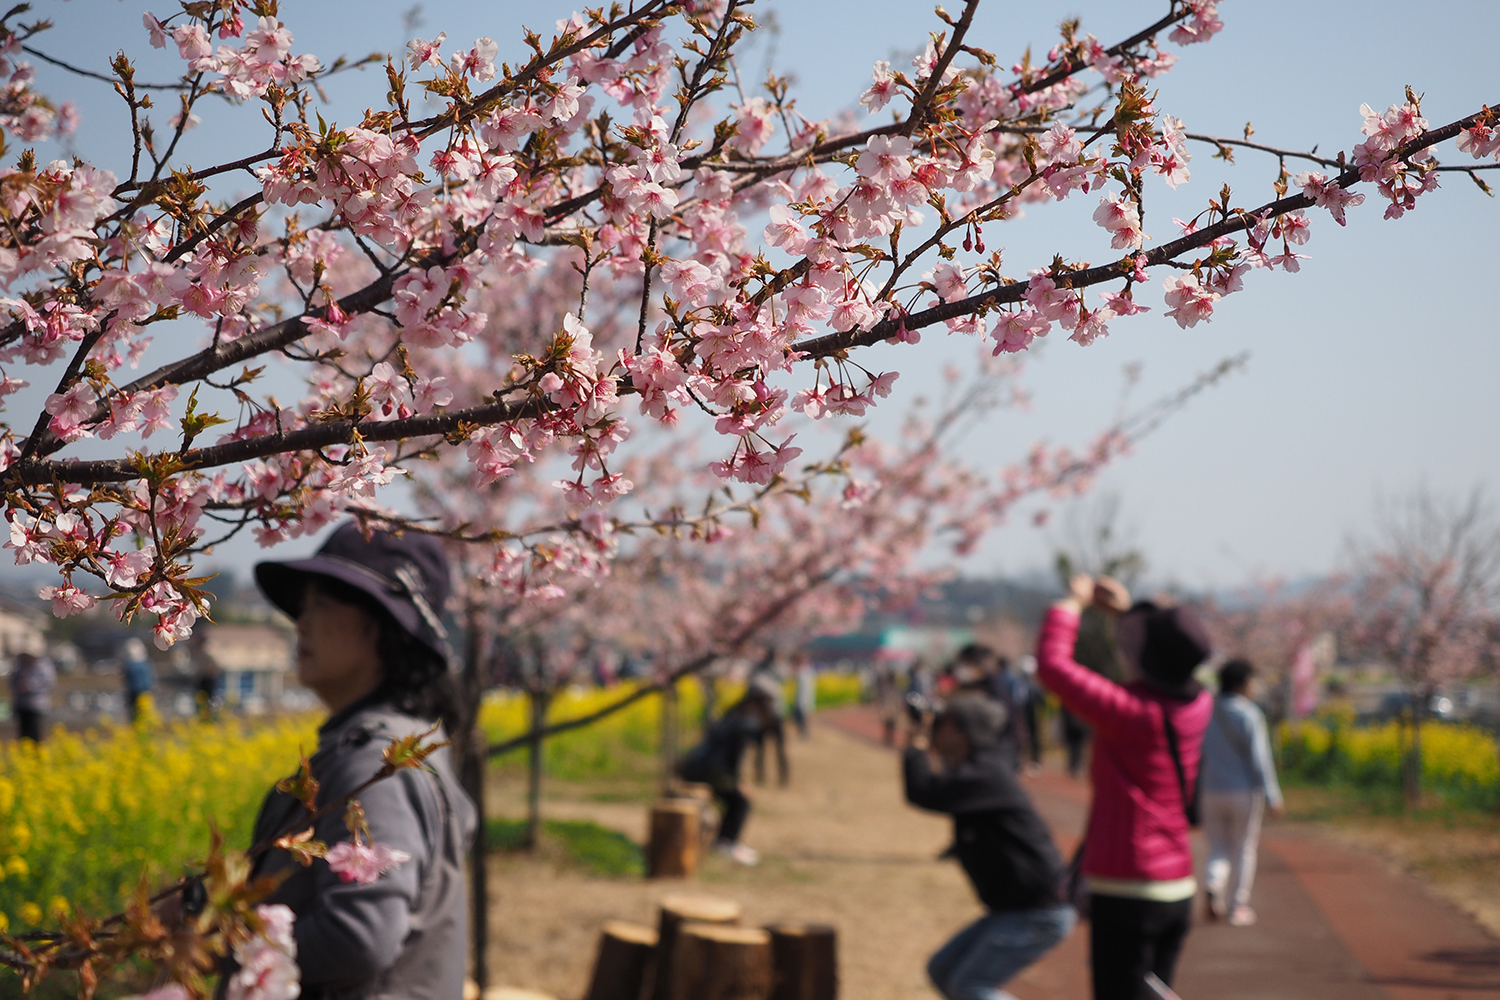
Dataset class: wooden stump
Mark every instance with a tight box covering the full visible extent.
[666,924,773,1000]
[481,989,556,1000]
[583,921,657,1000]
[650,895,743,1000]
[767,924,838,1000]
[646,801,701,878]
[666,781,718,848]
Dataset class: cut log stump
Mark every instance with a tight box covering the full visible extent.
[768,924,838,1000]
[650,895,743,1000]
[667,923,773,1000]
[666,781,717,848]
[583,921,657,1000]
[480,989,556,1000]
[646,801,701,878]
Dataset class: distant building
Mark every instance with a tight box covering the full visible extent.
[0,598,46,661]
[195,623,301,715]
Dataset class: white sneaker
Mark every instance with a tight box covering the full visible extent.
[1228,906,1257,927]
[713,839,760,866]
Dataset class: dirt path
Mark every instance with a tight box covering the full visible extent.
[483,708,1500,1000]
[485,718,977,999]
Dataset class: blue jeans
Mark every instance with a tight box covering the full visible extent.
[928,905,1076,1000]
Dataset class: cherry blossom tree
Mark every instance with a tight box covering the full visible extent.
[1348,487,1500,805]
[0,0,1493,655]
[1199,579,1352,723]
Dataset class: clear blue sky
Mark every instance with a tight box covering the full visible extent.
[10,0,1499,592]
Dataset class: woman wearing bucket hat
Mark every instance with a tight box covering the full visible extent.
[246,521,477,1000]
[1035,575,1212,1000]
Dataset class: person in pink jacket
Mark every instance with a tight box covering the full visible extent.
[1036,575,1213,1000]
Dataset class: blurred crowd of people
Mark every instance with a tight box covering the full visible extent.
[6,628,230,742]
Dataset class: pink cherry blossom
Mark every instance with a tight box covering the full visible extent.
[324,841,412,885]
[123,986,189,1000]
[44,383,97,442]
[1294,170,1366,226]
[227,905,299,1000]
[1168,3,1223,45]
[39,584,96,618]
[407,33,448,69]
[1161,274,1220,328]
[861,60,898,112]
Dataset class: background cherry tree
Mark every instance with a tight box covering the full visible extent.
[0,0,1494,650]
[1346,487,1500,804]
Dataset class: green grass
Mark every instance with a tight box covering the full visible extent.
[485,818,644,877]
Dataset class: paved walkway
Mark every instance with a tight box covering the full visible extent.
[821,706,1500,1000]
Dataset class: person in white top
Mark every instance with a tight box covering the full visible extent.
[1199,658,1284,927]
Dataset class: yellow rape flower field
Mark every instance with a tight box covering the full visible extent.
[478,674,865,780]
[0,712,316,932]
[1280,715,1500,811]
[0,674,866,935]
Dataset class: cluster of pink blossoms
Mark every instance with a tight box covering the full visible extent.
[0,0,1488,642]
[144,12,319,100]
[226,905,299,1000]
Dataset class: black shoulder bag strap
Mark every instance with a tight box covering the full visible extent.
[1161,708,1200,827]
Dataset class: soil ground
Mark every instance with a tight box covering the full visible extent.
[481,708,1500,1000]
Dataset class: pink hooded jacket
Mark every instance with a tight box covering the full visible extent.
[1037,606,1211,882]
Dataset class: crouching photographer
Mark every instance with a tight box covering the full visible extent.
[903,696,1074,1000]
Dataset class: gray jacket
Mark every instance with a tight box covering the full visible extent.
[249,700,477,1000]
[1199,693,1282,808]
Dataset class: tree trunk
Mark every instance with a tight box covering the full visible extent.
[650,895,742,1000]
[583,921,658,1000]
[666,781,716,853]
[660,680,680,793]
[767,924,838,1000]
[525,687,549,849]
[647,801,702,878]
[666,924,773,1000]
[459,728,490,988]
[699,674,717,734]
[1403,694,1426,808]
[459,608,492,989]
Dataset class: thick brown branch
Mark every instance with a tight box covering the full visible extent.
[790,105,1498,359]
[8,390,547,486]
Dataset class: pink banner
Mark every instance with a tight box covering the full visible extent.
[1291,641,1319,718]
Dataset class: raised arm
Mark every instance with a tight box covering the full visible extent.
[1035,575,1149,738]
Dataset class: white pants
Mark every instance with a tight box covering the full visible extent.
[1202,791,1265,910]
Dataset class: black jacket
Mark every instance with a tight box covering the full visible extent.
[903,744,1064,912]
[679,711,762,784]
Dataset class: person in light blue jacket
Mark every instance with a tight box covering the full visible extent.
[1200,659,1283,926]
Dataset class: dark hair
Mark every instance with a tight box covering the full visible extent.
[955,643,997,665]
[938,696,1008,749]
[1218,658,1254,695]
[309,575,462,733]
